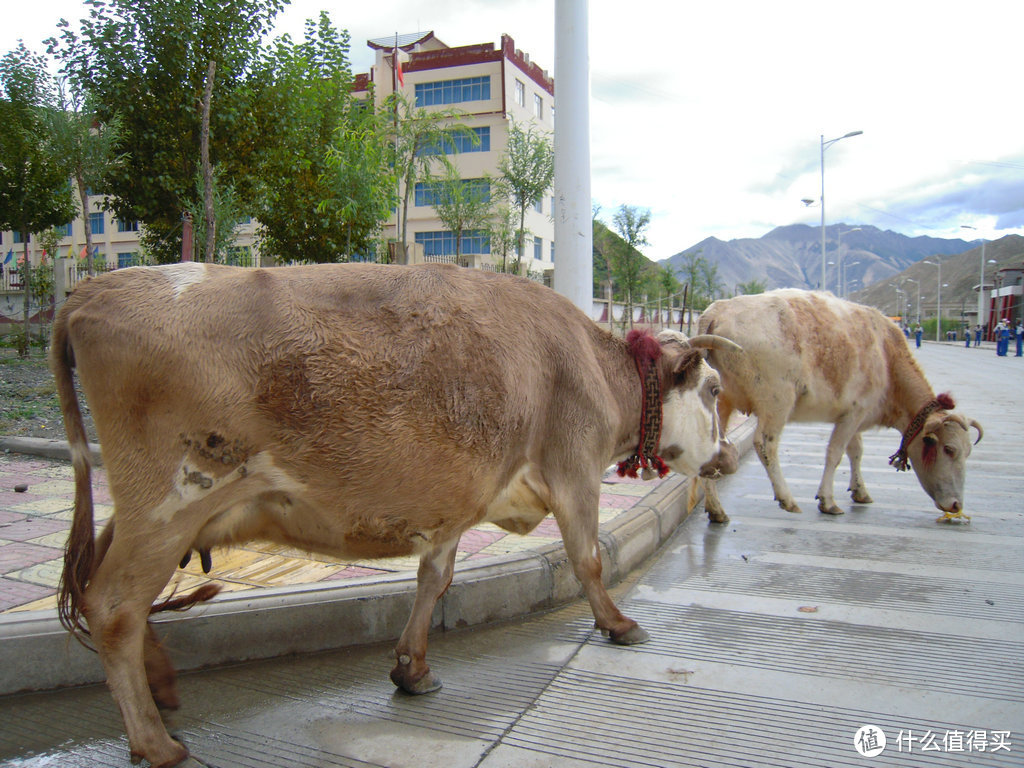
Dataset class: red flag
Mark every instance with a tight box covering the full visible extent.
[396,55,404,87]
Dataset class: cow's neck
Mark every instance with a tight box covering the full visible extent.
[883,351,937,433]
[607,335,653,465]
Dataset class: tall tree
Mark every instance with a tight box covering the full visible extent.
[387,93,476,262]
[498,119,553,273]
[430,171,493,261]
[47,0,286,262]
[0,43,76,355]
[253,13,395,262]
[46,80,125,275]
[611,204,651,327]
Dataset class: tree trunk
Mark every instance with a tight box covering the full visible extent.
[200,59,217,264]
[20,233,30,358]
[77,174,93,275]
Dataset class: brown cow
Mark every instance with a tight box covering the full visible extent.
[52,262,738,767]
[698,289,982,523]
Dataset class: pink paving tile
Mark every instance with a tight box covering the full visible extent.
[531,518,562,537]
[323,566,389,580]
[0,509,26,525]
[0,490,47,507]
[0,579,52,612]
[456,528,506,555]
[0,542,61,572]
[599,493,644,510]
[0,517,67,542]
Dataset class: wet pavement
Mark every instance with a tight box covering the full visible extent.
[0,341,1021,767]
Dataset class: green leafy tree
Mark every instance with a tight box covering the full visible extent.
[498,119,554,273]
[47,0,287,263]
[610,204,651,327]
[736,278,766,295]
[0,43,76,355]
[186,168,246,263]
[430,171,494,261]
[487,203,519,273]
[249,13,394,262]
[46,81,125,275]
[678,250,724,311]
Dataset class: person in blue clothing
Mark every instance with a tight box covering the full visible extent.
[974,324,982,347]
[1016,321,1023,357]
[914,323,923,348]
[995,319,1010,356]
[965,325,971,347]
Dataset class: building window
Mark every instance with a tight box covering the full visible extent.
[534,94,543,119]
[116,218,139,233]
[415,230,491,256]
[417,126,491,156]
[116,252,137,268]
[226,246,253,267]
[415,76,490,107]
[534,197,543,214]
[550,241,555,263]
[56,222,73,238]
[514,79,525,107]
[89,212,105,235]
[13,231,25,244]
[533,236,542,261]
[415,179,490,207]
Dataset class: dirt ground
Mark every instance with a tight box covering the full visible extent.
[0,350,98,442]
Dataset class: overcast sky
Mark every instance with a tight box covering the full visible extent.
[5,0,1022,261]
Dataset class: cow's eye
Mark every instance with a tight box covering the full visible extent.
[710,385,721,398]
[943,445,956,459]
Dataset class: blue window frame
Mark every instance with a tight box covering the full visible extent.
[533,236,542,261]
[117,218,139,233]
[89,212,105,235]
[415,230,490,256]
[415,76,490,107]
[57,222,73,237]
[417,126,491,156]
[414,179,490,207]
[117,251,137,268]
[13,231,24,244]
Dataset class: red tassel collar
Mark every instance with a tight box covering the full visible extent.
[888,392,956,471]
[617,329,670,480]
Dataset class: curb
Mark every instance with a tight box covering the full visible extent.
[0,418,756,695]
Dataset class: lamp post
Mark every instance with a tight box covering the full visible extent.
[819,130,863,291]
[904,278,919,324]
[923,259,941,341]
[961,225,987,330]
[843,260,860,300]
[837,226,861,296]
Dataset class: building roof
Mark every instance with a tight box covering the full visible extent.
[367,31,441,52]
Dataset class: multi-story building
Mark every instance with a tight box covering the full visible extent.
[357,32,555,274]
[0,31,553,296]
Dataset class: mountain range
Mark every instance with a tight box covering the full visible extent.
[661,224,973,296]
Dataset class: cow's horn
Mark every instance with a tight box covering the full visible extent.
[969,419,983,445]
[686,334,743,353]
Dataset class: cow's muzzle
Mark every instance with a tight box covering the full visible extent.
[699,439,738,478]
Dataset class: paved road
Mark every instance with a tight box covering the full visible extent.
[1,342,1021,767]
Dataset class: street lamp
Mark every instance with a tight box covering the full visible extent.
[837,226,861,296]
[843,260,860,299]
[923,259,942,341]
[819,130,864,291]
[961,225,987,329]
[904,278,919,324]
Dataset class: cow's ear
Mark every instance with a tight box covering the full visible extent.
[671,348,702,383]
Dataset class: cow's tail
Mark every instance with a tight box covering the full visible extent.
[51,311,96,646]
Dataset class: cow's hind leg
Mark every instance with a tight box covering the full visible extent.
[85,526,193,767]
[391,537,459,695]
[552,478,648,645]
[845,432,873,504]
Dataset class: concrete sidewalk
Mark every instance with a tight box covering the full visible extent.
[1,341,1021,767]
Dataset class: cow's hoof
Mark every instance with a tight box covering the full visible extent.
[607,624,650,645]
[779,500,802,514]
[851,490,873,504]
[707,509,730,524]
[392,669,442,695]
[817,500,844,515]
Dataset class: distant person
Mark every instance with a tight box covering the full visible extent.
[974,324,982,347]
[903,325,910,339]
[965,326,971,348]
[1016,321,1023,357]
[914,323,923,348]
[996,319,1010,356]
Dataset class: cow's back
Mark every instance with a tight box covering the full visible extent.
[699,290,910,424]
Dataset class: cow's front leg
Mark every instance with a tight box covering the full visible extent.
[391,537,459,695]
[553,483,648,645]
[845,432,873,504]
[754,419,800,513]
[816,419,859,515]
[702,476,729,524]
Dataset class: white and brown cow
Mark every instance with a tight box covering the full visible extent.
[52,262,738,768]
[697,289,983,523]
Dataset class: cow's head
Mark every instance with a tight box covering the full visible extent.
[905,411,983,514]
[655,329,741,479]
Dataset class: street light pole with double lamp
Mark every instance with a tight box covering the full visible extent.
[819,131,863,292]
